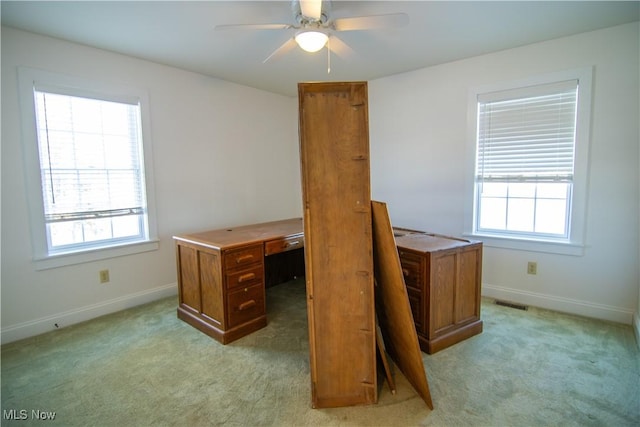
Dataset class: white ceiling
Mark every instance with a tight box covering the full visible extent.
[2,1,639,97]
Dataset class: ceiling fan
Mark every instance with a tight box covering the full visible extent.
[215,0,409,65]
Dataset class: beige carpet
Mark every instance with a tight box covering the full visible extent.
[2,277,639,426]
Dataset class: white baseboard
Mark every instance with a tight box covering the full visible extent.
[482,283,634,325]
[1,283,178,345]
[633,311,640,350]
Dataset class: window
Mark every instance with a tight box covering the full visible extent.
[19,68,158,269]
[466,68,592,255]
[34,90,148,253]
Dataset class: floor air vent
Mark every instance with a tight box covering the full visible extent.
[494,300,528,311]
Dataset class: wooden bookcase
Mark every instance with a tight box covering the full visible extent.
[298,82,377,408]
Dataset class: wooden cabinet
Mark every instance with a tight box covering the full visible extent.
[174,218,303,345]
[298,82,377,408]
[174,240,267,344]
[394,230,483,354]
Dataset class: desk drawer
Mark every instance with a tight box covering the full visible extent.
[226,264,264,290]
[227,283,265,328]
[264,234,304,256]
[399,251,423,288]
[224,244,263,269]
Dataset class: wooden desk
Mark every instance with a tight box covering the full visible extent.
[173,218,304,344]
[174,218,482,350]
[394,229,483,354]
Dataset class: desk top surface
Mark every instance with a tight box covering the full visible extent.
[174,217,479,252]
[173,218,304,250]
[394,232,480,252]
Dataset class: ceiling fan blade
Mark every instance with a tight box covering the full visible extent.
[215,23,292,31]
[328,35,355,60]
[333,13,409,32]
[263,38,298,63]
[300,0,323,20]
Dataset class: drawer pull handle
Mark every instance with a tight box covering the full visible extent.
[238,300,256,311]
[238,273,256,283]
[285,240,300,248]
[402,268,410,277]
[235,254,254,264]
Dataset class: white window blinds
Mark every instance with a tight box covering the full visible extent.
[33,87,148,252]
[476,80,578,183]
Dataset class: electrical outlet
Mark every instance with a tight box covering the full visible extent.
[527,262,537,275]
[99,269,110,283]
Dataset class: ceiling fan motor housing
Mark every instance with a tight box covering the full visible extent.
[293,0,331,25]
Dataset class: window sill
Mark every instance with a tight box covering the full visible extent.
[463,232,585,256]
[34,240,160,270]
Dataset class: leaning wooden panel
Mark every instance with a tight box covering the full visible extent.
[299,82,377,408]
[371,201,433,409]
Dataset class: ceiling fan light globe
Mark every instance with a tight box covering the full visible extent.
[295,30,328,53]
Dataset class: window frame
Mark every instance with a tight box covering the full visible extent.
[464,68,593,256]
[19,67,159,270]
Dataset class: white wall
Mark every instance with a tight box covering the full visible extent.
[369,22,640,324]
[1,27,301,343]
